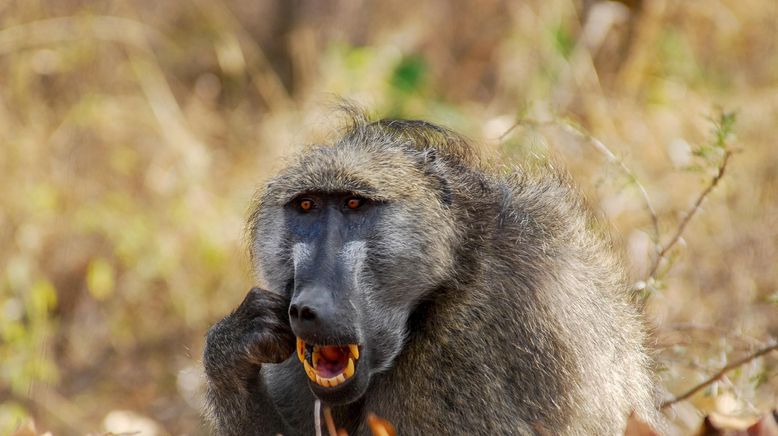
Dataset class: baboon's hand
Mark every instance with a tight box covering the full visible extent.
[203,288,295,380]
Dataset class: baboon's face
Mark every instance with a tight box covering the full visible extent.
[253,146,456,404]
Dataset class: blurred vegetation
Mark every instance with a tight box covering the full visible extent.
[1,0,777,434]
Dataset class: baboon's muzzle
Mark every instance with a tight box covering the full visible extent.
[288,283,363,390]
[287,197,368,393]
[288,260,363,382]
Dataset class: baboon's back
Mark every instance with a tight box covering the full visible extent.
[355,136,659,434]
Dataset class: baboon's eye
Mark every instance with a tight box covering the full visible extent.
[345,196,365,210]
[298,198,315,212]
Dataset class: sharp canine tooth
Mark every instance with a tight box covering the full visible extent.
[296,338,305,363]
[349,344,360,360]
[344,358,355,378]
[303,360,316,382]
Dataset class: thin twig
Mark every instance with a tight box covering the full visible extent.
[559,121,660,243]
[497,121,520,142]
[323,406,339,436]
[499,118,660,242]
[646,149,733,280]
[661,343,778,409]
[657,322,765,348]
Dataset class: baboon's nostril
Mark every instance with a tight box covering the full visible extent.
[299,306,316,322]
[289,303,316,322]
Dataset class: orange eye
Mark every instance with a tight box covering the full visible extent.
[346,197,363,210]
[299,199,314,211]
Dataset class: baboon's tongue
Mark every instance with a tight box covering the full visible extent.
[317,345,349,378]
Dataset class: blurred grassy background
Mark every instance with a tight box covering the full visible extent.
[1,0,777,434]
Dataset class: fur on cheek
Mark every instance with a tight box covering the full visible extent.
[374,204,457,284]
[251,209,293,291]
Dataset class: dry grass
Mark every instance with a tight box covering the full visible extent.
[1,1,777,434]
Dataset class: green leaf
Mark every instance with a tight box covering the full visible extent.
[553,26,575,59]
[390,55,427,94]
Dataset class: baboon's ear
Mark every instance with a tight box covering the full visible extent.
[419,149,453,205]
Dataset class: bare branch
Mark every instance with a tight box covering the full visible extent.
[500,115,735,298]
[646,149,733,281]
[499,118,660,242]
[661,343,778,409]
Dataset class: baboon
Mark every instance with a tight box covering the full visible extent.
[202,109,660,435]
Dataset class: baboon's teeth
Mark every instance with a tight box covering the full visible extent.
[314,372,349,388]
[296,337,305,363]
[296,338,360,388]
[303,360,316,382]
[312,348,320,367]
[344,357,355,379]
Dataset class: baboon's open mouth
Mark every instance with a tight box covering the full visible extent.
[296,338,360,388]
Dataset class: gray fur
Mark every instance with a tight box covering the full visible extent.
[202,111,661,435]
